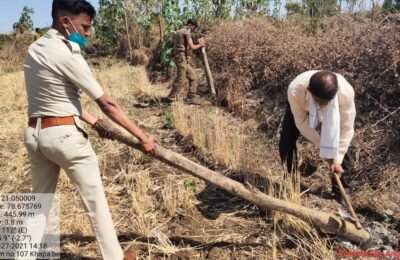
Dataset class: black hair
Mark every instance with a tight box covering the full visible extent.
[186,19,198,28]
[308,71,338,100]
[52,0,96,20]
[35,28,40,32]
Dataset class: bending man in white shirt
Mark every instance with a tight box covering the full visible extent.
[279,70,356,202]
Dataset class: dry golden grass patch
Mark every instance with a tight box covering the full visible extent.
[0,71,30,192]
[89,61,167,107]
[271,158,334,259]
[0,34,31,73]
[172,103,249,171]
[161,175,197,216]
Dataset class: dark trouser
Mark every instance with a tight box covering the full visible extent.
[168,54,198,99]
[279,103,351,194]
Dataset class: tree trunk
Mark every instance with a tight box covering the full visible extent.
[372,0,376,22]
[123,0,133,57]
[100,120,371,244]
[123,12,132,59]
[159,16,164,44]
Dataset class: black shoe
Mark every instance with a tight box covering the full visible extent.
[185,97,203,105]
[321,190,336,200]
[160,97,176,104]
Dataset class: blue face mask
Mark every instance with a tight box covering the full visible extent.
[68,32,88,48]
[66,17,88,48]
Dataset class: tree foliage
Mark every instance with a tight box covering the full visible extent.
[94,0,274,55]
[94,0,124,48]
[383,0,400,11]
[93,0,387,66]
[284,0,338,34]
[285,1,303,15]
[158,1,197,68]
[13,6,34,34]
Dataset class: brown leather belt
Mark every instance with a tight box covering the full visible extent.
[28,116,75,129]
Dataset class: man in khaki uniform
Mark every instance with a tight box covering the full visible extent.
[167,20,205,104]
[279,70,356,203]
[34,28,41,41]
[23,0,154,259]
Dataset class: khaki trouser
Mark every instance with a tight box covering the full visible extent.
[168,54,198,99]
[24,117,123,260]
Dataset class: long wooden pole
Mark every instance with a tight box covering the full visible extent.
[333,172,362,229]
[201,47,216,97]
[100,120,370,244]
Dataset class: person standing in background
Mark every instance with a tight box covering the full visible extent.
[34,28,41,41]
[167,19,205,105]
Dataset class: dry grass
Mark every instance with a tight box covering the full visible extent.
[172,103,249,171]
[272,172,334,259]
[205,17,400,240]
[171,100,333,259]
[0,33,32,73]
[207,18,400,186]
[0,59,368,259]
[0,71,30,192]
[1,15,398,259]
[91,60,168,107]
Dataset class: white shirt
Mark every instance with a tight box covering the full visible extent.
[24,29,104,118]
[287,70,356,163]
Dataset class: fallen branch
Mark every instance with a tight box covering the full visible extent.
[101,120,370,244]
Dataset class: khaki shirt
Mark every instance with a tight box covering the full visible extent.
[34,32,41,41]
[174,28,191,52]
[24,29,104,118]
[288,70,356,163]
